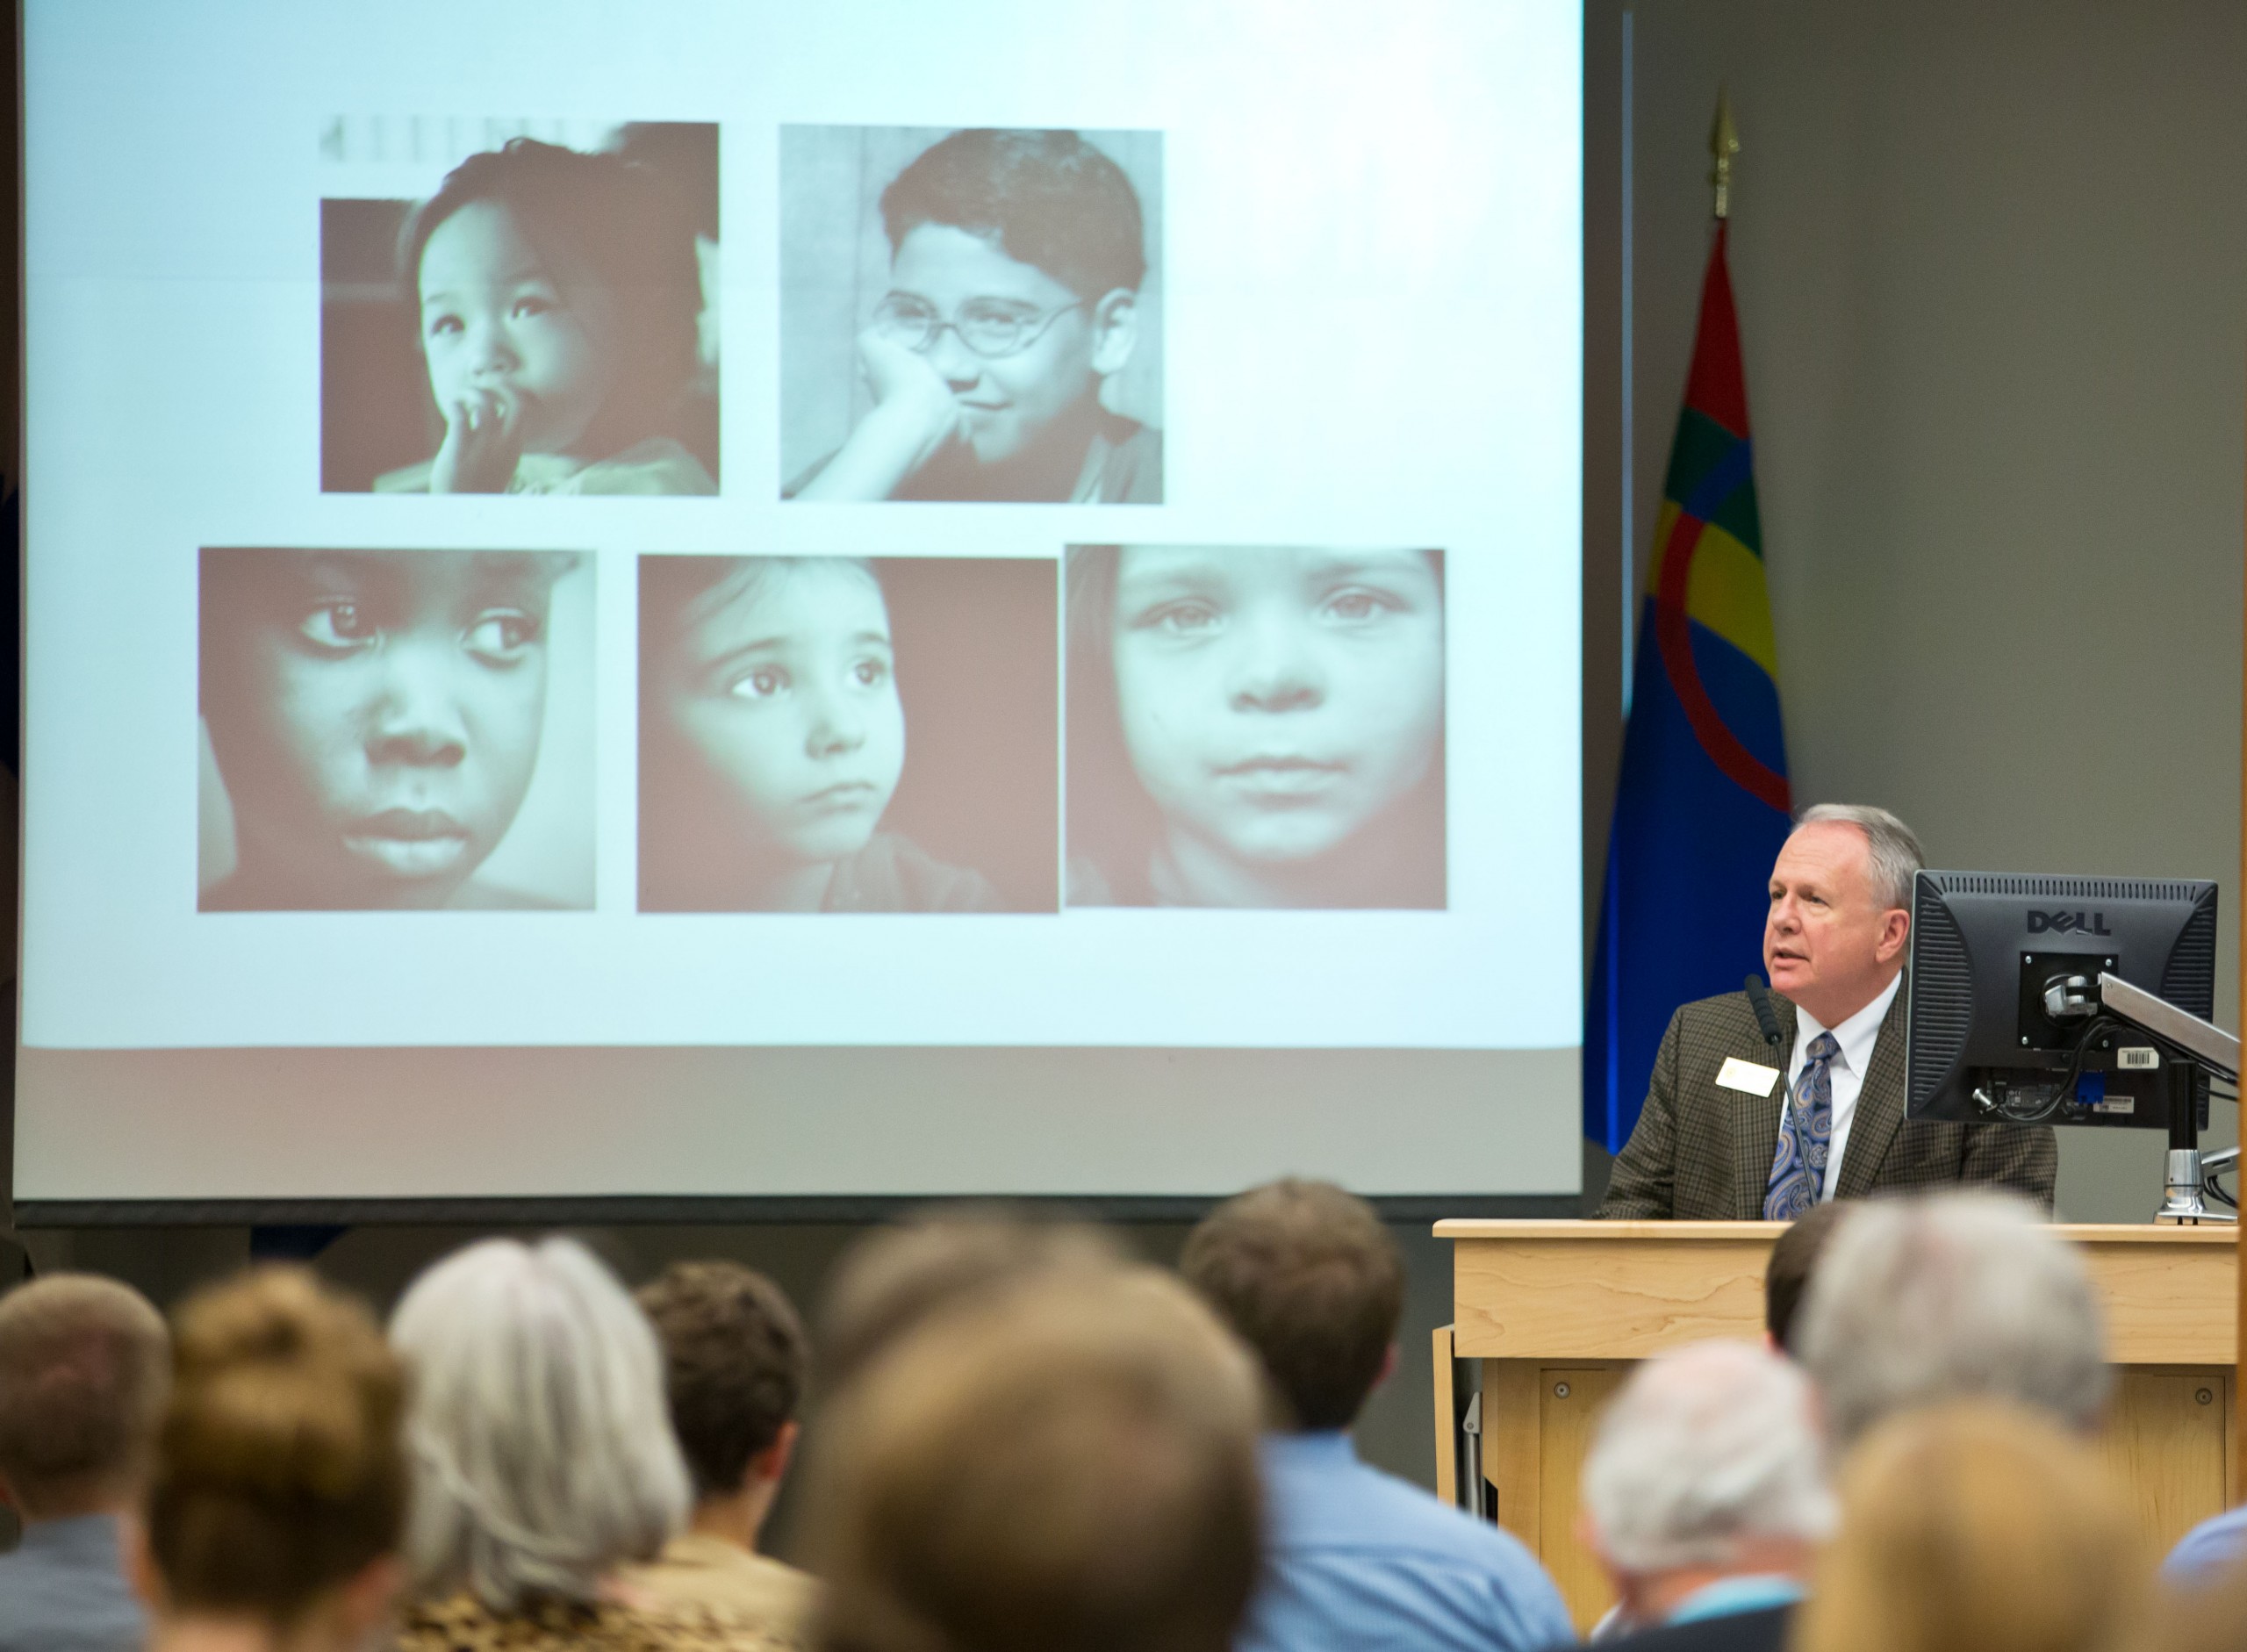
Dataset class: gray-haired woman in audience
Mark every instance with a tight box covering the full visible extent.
[387,1236,789,1650]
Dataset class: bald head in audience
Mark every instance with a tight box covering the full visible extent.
[806,1265,1263,1652]
[818,1205,1124,1391]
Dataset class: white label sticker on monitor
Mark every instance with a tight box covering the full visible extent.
[2118,1047,2161,1070]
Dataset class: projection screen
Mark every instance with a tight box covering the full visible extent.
[15,0,1585,1209]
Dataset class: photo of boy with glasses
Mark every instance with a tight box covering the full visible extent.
[781,127,1161,504]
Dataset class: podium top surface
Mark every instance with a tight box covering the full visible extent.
[1434,1218,2236,1246]
[1439,1218,2235,1363]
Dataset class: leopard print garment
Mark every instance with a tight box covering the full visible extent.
[396,1592,806,1652]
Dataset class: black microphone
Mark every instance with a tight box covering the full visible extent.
[1744,973,1784,1052]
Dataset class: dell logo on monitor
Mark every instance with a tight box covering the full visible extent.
[2027,910,2112,935]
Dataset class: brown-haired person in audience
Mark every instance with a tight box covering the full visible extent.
[132,1266,406,1652]
[802,1266,1260,1652]
[0,1275,170,1652]
[816,1204,1123,1391]
[1180,1180,1572,1652]
[625,1263,817,1639]
[1796,1401,2148,1652]
[1761,1199,1851,1355]
[387,1237,788,1650]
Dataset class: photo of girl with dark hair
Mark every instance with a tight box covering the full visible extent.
[321,123,719,494]
[1066,545,1447,909]
[639,556,1059,913]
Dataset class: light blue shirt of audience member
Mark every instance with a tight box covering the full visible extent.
[1238,1432,1574,1652]
[0,1512,149,1652]
[2164,1503,2247,1583]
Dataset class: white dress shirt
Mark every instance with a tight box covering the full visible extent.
[1779,972,1903,1201]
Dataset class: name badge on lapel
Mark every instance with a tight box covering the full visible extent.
[1715,1057,1782,1097]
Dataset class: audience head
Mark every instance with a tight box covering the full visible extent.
[1580,1340,1834,1623]
[1179,1178,1403,1431]
[0,1273,169,1520]
[390,1236,689,1612]
[636,1260,808,1514]
[807,1266,1261,1652]
[819,1205,1124,1392]
[1797,1191,2107,1449]
[1765,1199,1853,1354]
[140,1266,406,1641]
[1796,1401,2146,1652]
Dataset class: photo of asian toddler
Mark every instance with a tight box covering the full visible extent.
[781,126,1161,503]
[321,120,718,494]
[1066,545,1447,909]
[639,555,1059,912]
[199,547,592,910]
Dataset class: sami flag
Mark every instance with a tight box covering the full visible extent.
[1586,220,1791,1153]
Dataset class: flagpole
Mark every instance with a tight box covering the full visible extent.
[1709,88,1739,220]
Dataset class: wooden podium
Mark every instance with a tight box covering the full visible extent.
[1433,1220,2237,1631]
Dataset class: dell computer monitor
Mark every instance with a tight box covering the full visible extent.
[1905,872,2219,1128]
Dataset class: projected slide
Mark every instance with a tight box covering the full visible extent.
[19,0,1583,1202]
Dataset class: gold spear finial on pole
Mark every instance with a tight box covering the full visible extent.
[1709,86,1740,219]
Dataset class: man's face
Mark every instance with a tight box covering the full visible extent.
[419,199,615,456]
[203,550,558,907]
[1109,547,1445,868]
[665,562,907,866]
[885,224,1103,465]
[1764,821,1908,1023]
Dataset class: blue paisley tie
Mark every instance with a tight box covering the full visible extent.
[1764,1031,1841,1220]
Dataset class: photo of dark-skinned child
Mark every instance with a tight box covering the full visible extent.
[198,547,592,910]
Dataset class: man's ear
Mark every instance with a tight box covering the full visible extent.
[744,1419,800,1492]
[124,1515,168,1612]
[1087,289,1139,377]
[1876,908,1910,965]
[1374,1343,1399,1392]
[337,1553,406,1641]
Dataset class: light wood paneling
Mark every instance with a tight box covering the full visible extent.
[1536,1364,1629,1631]
[2100,1370,2230,1557]
[1432,1325,1458,1506]
[1440,1221,2239,1614]
[1439,1222,2236,1365]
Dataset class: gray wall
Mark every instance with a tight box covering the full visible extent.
[1586,0,2246,1219]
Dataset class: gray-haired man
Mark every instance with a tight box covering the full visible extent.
[1580,1340,1833,1649]
[1599,804,2056,1219]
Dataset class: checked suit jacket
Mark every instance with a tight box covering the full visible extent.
[1597,986,2057,1219]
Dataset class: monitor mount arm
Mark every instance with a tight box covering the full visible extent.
[2043,972,2237,1223]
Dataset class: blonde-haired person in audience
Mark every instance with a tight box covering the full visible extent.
[803,1264,1263,1652]
[387,1237,786,1650]
[0,1273,171,1652]
[815,1203,1124,1391]
[129,1266,406,1652]
[1795,1401,2149,1652]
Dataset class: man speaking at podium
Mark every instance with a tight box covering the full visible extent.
[1597,805,2057,1219]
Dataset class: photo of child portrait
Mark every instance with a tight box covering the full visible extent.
[198,547,592,910]
[639,556,1059,912]
[1066,546,1447,909]
[320,119,718,494]
[780,126,1161,504]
